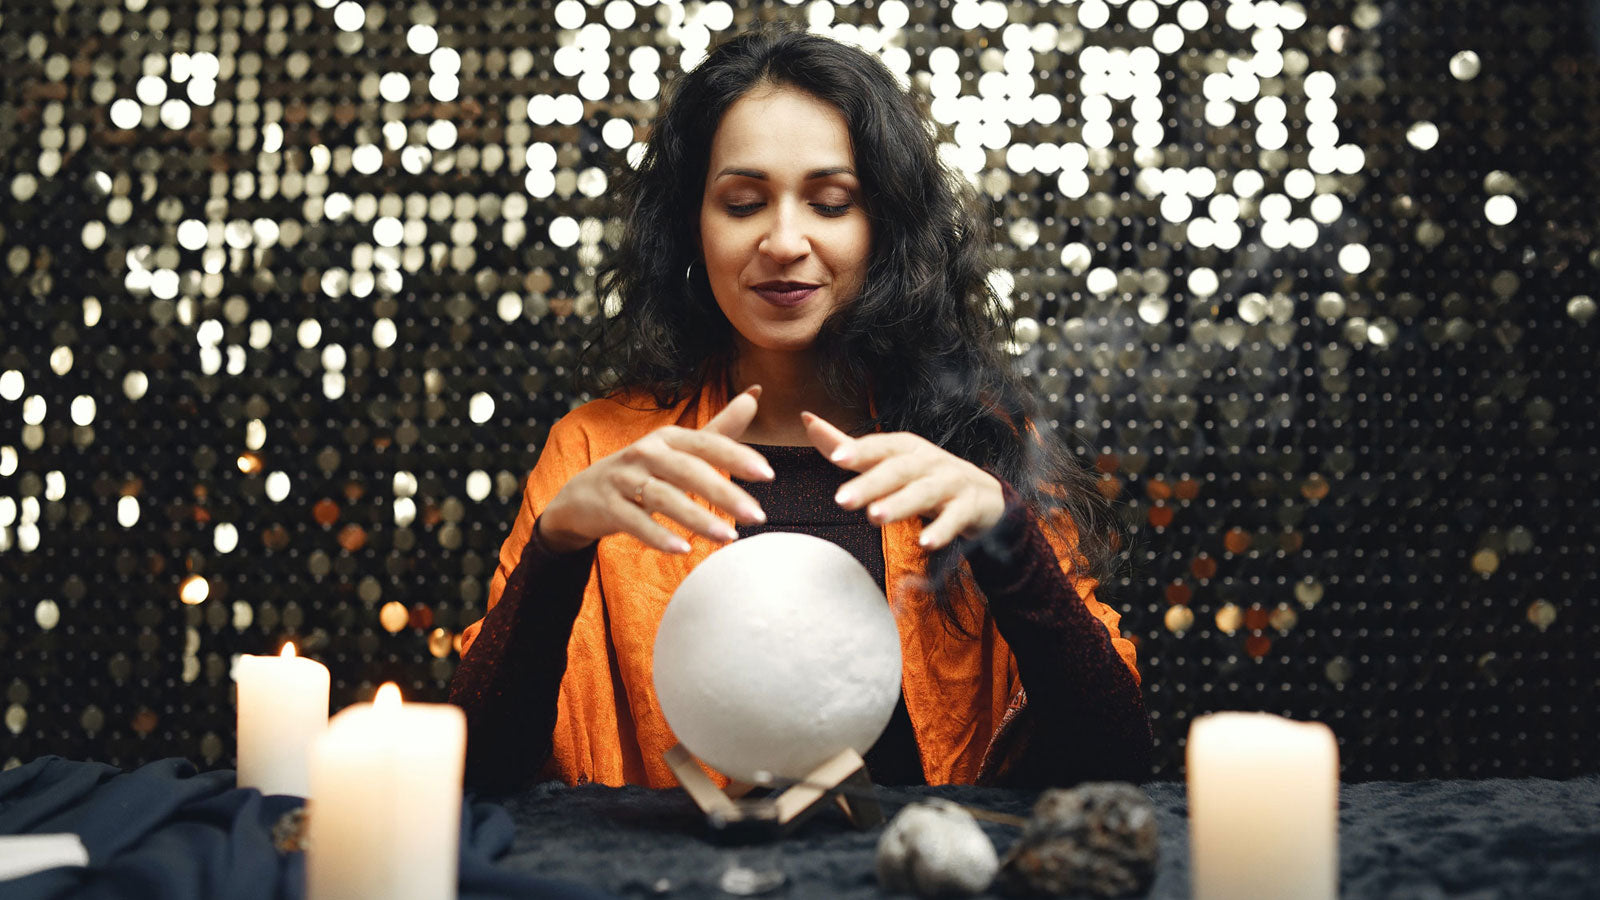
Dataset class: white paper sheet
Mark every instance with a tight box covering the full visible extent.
[0,833,90,881]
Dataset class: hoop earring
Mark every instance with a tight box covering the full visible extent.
[683,260,704,299]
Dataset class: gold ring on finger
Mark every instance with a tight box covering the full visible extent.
[632,475,653,508]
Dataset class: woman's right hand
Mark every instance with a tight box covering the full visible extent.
[536,386,774,554]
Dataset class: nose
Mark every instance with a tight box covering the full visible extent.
[757,201,810,264]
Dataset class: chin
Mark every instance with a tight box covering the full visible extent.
[737,326,825,354]
[749,335,822,354]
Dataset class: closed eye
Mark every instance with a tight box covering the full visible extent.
[724,202,854,217]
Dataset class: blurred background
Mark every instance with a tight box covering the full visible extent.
[1,0,1594,781]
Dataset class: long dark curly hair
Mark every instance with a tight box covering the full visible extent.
[585,26,1120,630]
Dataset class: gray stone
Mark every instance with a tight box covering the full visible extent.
[876,799,999,897]
[998,782,1159,897]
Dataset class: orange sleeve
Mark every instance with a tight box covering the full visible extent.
[1017,420,1140,684]
[1040,513,1141,686]
[1076,577,1141,686]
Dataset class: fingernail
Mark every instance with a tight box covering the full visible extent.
[755,463,775,480]
[745,384,762,398]
[918,534,934,549]
[866,503,882,522]
[742,503,766,524]
[834,488,854,507]
[670,537,692,554]
[800,411,815,424]
[716,524,738,542]
[829,447,852,464]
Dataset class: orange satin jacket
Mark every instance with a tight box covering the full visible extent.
[458,380,1139,788]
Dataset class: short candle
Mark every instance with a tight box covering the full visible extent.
[233,642,330,797]
[306,683,467,900]
[1186,711,1339,900]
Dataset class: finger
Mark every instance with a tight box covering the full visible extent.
[801,411,855,463]
[705,385,762,440]
[859,475,960,527]
[663,426,774,482]
[802,412,926,472]
[917,504,971,551]
[834,455,926,511]
[824,431,925,472]
[641,449,767,525]
[640,477,740,543]
[618,439,765,522]
[611,502,694,554]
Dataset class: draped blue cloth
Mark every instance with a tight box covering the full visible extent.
[0,756,614,900]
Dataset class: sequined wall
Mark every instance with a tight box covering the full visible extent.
[2,0,1595,781]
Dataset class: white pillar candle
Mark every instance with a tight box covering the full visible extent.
[1187,711,1339,900]
[306,683,467,900]
[233,642,330,796]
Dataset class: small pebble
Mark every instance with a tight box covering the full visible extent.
[876,799,999,898]
[271,808,309,854]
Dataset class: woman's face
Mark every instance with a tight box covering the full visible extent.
[699,84,871,355]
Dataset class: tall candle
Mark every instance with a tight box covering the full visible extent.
[306,683,467,900]
[1187,712,1339,900]
[234,642,330,796]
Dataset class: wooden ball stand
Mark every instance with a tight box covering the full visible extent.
[663,743,885,833]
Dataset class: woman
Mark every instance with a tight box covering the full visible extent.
[449,27,1151,791]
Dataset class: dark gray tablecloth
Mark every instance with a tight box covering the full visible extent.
[492,776,1600,899]
[5,757,1595,898]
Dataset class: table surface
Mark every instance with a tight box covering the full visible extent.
[3,758,1596,899]
[492,776,1600,899]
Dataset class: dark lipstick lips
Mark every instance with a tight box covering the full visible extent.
[751,282,820,307]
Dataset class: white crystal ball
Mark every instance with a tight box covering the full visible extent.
[652,532,903,783]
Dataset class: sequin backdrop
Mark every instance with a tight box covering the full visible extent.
[2,0,1595,780]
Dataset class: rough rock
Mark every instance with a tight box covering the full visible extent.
[271,808,308,853]
[876,799,999,897]
[998,782,1158,897]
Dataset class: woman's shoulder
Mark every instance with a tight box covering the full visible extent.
[548,387,698,450]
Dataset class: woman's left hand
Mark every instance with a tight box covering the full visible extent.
[802,412,1005,551]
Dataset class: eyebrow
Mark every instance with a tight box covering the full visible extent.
[713,166,857,182]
